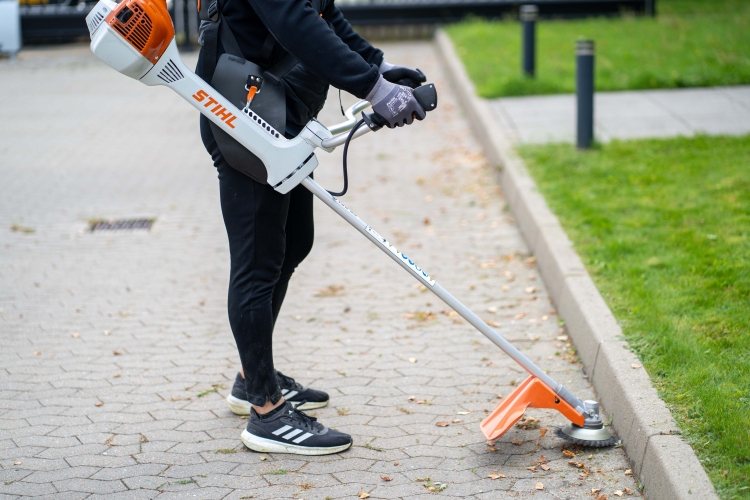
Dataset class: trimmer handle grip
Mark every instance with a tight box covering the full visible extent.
[413,83,438,113]
[363,83,439,132]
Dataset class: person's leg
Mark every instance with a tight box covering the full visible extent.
[202,117,351,455]
[202,116,287,413]
[272,180,315,324]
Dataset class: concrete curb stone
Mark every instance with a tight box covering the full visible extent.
[434,29,718,500]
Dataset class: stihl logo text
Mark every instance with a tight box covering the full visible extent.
[192,90,237,129]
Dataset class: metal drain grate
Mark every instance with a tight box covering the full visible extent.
[89,218,155,232]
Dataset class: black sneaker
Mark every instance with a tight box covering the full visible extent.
[241,401,352,455]
[226,371,330,415]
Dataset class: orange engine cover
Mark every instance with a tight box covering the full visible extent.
[106,0,174,64]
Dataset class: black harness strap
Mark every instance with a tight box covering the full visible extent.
[199,0,299,85]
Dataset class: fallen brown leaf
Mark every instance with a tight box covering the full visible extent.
[33,351,41,356]
[540,464,550,471]
[13,462,22,465]
[71,332,80,338]
[393,462,399,466]
[435,421,450,427]
[624,469,633,475]
[562,450,576,458]
[535,482,544,490]
[358,488,370,499]
[596,495,608,500]
[539,428,548,438]
[592,488,602,494]
[568,461,585,468]
[259,456,267,461]
[113,373,121,378]
[408,358,417,363]
[381,476,392,482]
[526,466,537,472]
[511,438,523,446]
[623,487,633,495]
[516,416,540,430]
[452,419,462,423]
[94,402,103,407]
[614,491,624,497]
[314,285,345,297]
[113,350,122,356]
[488,473,506,480]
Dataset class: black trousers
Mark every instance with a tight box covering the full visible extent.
[201,116,314,406]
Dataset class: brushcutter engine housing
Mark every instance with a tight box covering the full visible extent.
[86,0,327,194]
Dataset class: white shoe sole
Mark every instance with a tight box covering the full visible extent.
[241,429,351,455]
[226,395,328,415]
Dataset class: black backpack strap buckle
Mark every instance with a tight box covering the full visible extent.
[207,0,219,22]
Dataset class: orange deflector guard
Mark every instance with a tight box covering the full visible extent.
[481,375,585,441]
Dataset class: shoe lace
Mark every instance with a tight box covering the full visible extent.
[276,370,303,391]
[288,403,318,431]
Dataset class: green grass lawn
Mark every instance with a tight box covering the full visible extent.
[519,135,750,499]
[446,0,750,98]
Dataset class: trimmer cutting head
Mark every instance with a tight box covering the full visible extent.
[555,400,617,447]
[556,424,617,448]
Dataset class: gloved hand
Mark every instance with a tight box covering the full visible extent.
[380,60,427,89]
[366,75,426,129]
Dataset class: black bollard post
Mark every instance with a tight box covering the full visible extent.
[520,5,538,78]
[576,40,595,149]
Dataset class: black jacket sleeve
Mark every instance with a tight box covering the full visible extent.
[245,0,380,99]
[322,2,384,68]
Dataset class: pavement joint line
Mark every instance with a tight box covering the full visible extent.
[434,29,719,500]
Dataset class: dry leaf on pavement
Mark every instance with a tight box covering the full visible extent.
[539,428,548,438]
[563,449,576,458]
[511,438,523,446]
[540,464,550,471]
[436,421,450,427]
[71,332,80,338]
[488,473,506,480]
[624,469,633,475]
[358,488,370,499]
[380,476,392,482]
[623,487,634,495]
[614,491,624,497]
[535,482,544,490]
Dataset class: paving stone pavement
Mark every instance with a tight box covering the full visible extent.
[490,86,750,144]
[0,41,640,499]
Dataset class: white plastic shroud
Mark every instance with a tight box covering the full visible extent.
[89,6,326,193]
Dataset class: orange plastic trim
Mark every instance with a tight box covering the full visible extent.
[480,375,585,441]
[106,0,175,64]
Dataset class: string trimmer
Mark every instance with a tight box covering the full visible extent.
[85,0,616,447]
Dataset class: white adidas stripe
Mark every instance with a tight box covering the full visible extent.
[281,389,289,395]
[284,390,298,399]
[272,425,293,436]
[292,432,314,444]
[282,429,303,440]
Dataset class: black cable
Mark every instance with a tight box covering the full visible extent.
[338,89,345,116]
[327,118,365,197]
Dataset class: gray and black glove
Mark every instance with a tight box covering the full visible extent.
[366,75,426,129]
[380,60,427,89]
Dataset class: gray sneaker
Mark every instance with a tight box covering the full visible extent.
[241,401,352,455]
[226,371,330,415]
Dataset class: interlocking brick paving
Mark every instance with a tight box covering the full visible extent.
[0,42,640,499]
